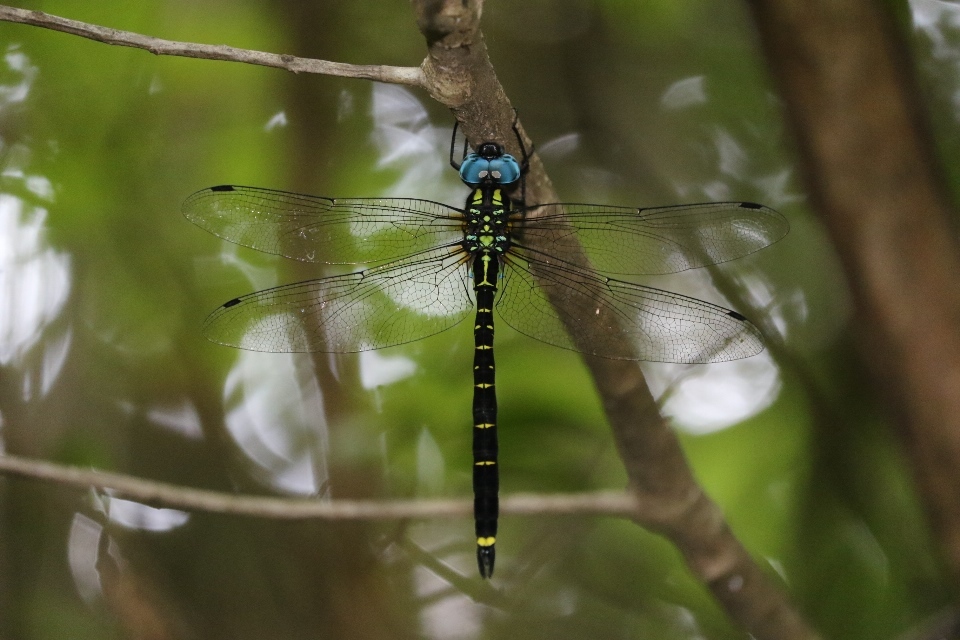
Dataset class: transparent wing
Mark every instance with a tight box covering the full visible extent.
[515,202,788,275]
[496,249,764,363]
[183,185,464,264]
[202,245,474,353]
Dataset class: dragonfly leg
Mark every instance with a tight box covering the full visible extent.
[449,120,462,171]
[509,110,534,207]
[510,109,534,175]
[449,120,471,171]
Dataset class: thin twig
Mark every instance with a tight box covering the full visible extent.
[0,453,638,520]
[0,5,425,87]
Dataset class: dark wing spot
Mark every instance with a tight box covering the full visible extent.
[727,310,748,321]
[223,298,243,308]
[211,185,235,192]
[739,202,762,209]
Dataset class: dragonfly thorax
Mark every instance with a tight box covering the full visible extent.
[463,187,511,256]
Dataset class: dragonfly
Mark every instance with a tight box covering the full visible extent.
[182,122,788,578]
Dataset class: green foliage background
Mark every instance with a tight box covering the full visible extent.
[0,1,956,638]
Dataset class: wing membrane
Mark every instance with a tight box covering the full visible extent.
[183,185,464,264]
[202,245,474,353]
[497,249,764,363]
[186,186,779,361]
[516,202,788,275]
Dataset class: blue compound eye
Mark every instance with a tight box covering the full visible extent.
[459,150,521,186]
[459,154,489,186]
[490,155,520,185]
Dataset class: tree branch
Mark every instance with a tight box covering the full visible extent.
[0,5,425,87]
[410,2,821,638]
[0,453,637,520]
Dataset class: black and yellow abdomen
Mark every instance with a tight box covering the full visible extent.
[464,186,511,578]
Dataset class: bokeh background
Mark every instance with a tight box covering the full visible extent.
[0,0,957,638]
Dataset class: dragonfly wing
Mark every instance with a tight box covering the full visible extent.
[516,202,788,275]
[183,185,464,264]
[497,251,764,363]
[202,246,474,352]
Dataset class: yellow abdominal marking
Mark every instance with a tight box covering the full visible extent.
[475,460,496,466]
[477,254,495,286]
[475,423,495,429]
[477,537,496,547]
[475,383,493,389]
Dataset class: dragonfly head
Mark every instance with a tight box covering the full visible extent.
[459,141,522,188]
[477,142,503,159]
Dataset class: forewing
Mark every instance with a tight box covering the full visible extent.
[202,245,474,353]
[497,250,764,363]
[516,202,788,275]
[183,185,463,264]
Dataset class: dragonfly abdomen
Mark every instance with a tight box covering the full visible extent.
[472,251,499,578]
[465,183,512,579]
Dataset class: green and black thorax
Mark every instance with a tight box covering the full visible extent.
[463,186,514,290]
